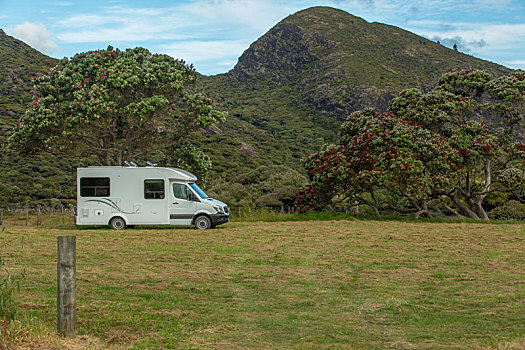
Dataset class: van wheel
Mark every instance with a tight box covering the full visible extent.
[110,217,126,230]
[194,216,212,230]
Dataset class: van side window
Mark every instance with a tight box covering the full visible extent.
[80,177,110,197]
[173,183,193,201]
[144,179,165,199]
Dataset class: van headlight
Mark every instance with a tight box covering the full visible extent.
[213,205,224,214]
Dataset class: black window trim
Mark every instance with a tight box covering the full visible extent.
[144,179,165,200]
[80,177,110,197]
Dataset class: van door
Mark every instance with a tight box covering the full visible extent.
[169,182,197,226]
[143,178,167,224]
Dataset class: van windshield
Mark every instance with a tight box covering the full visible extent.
[189,183,208,199]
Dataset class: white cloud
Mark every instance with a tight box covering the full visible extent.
[56,0,290,44]
[159,40,248,60]
[58,14,108,28]
[52,1,75,5]
[52,0,294,73]
[157,39,250,74]
[501,60,525,70]
[176,0,289,33]
[419,23,525,47]
[12,22,58,53]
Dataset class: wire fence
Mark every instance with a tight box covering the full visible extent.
[0,237,56,273]
[0,208,75,227]
[0,206,303,227]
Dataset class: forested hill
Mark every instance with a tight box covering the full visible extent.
[0,29,58,138]
[0,31,76,207]
[197,6,510,176]
[228,7,509,106]
[230,6,508,114]
[0,7,515,207]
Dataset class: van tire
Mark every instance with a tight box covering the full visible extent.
[110,217,126,230]
[194,215,212,230]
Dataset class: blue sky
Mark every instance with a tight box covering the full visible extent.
[1,0,524,75]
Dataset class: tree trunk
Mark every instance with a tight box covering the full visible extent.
[414,202,431,219]
[370,190,381,218]
[473,200,489,220]
[440,198,461,217]
[473,158,491,220]
[116,148,123,166]
[97,153,111,166]
[450,191,480,219]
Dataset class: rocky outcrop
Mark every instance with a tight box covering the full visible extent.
[231,22,320,83]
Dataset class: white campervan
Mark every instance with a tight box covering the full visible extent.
[75,166,229,229]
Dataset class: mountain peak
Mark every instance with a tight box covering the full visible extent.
[228,6,508,118]
[229,6,369,83]
[289,6,366,23]
[230,6,507,84]
[0,29,6,37]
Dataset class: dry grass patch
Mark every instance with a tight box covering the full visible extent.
[1,220,524,349]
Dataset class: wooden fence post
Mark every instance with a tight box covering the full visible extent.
[57,235,76,338]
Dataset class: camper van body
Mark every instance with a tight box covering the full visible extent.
[75,166,229,229]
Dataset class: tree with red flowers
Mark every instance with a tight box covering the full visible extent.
[297,110,457,217]
[8,46,227,166]
[297,69,525,219]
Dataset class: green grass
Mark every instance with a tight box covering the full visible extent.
[232,209,353,223]
[1,220,524,349]
[233,209,524,225]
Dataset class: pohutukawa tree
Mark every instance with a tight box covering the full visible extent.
[8,46,227,166]
[297,69,525,219]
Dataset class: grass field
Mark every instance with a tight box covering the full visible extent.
[1,220,524,349]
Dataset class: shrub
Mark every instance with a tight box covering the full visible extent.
[489,201,525,221]
[1,229,25,322]
[255,193,282,208]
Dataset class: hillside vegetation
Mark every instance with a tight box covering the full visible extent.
[0,29,57,136]
[0,30,80,207]
[0,7,517,209]
[198,7,510,177]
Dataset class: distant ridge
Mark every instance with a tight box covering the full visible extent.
[0,29,58,134]
[227,6,509,117]
[198,6,512,176]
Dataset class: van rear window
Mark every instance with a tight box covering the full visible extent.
[144,179,165,199]
[80,177,110,197]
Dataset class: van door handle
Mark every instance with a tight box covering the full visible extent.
[172,202,179,205]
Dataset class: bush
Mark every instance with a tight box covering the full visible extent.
[1,229,24,322]
[1,274,23,323]
[489,200,525,221]
[255,193,282,208]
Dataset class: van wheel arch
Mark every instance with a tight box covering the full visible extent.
[109,216,126,230]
